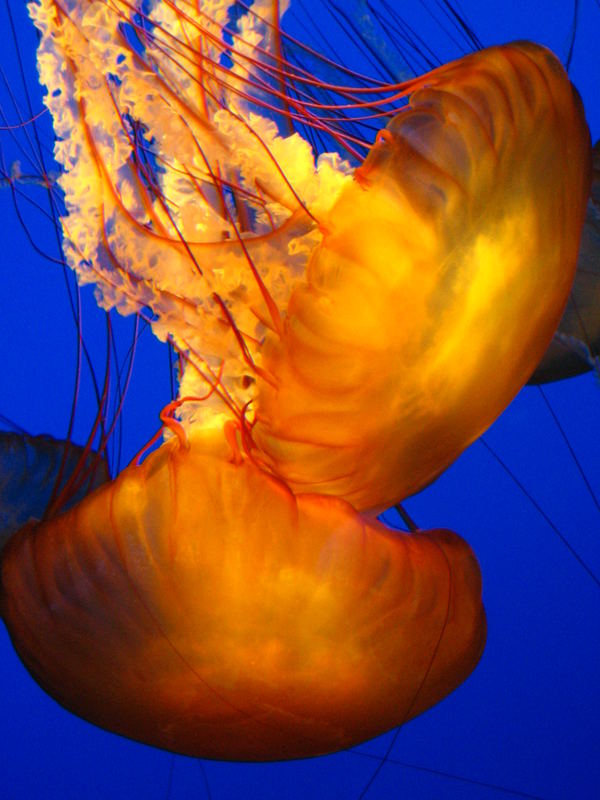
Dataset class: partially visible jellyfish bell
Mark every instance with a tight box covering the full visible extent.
[0,0,592,765]
[0,431,109,547]
[530,139,600,383]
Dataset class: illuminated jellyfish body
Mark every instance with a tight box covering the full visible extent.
[0,1,596,800]
[0,0,591,756]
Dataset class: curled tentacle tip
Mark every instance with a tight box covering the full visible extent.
[376,129,394,146]
[159,402,190,452]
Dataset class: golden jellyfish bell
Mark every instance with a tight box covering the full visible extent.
[0,426,485,760]
[253,42,592,510]
[0,0,592,765]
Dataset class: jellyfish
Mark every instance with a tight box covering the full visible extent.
[530,139,600,383]
[1,1,600,800]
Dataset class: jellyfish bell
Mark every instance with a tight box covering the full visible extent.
[529,139,600,384]
[0,0,594,778]
[0,424,486,760]
[0,431,110,549]
[253,41,592,509]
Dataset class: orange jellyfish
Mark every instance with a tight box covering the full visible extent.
[0,1,596,800]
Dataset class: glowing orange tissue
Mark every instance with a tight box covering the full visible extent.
[0,0,591,762]
[253,42,592,509]
[1,427,485,760]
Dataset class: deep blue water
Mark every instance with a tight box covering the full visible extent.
[0,1,599,798]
